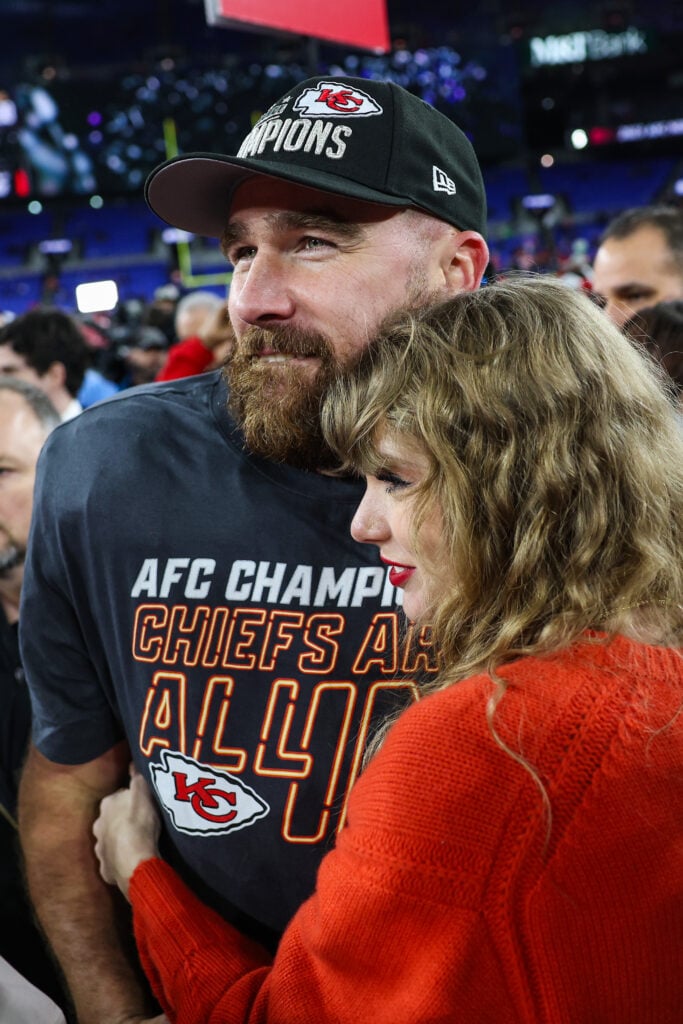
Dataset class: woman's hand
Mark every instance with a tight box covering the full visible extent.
[93,767,161,900]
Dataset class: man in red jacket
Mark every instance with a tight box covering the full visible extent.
[156,291,232,382]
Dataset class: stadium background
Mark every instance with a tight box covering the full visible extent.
[0,0,681,314]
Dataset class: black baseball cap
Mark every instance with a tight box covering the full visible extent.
[145,76,487,239]
[131,326,169,351]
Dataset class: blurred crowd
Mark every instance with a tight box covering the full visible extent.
[0,283,233,418]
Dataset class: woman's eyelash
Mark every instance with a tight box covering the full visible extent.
[376,471,411,493]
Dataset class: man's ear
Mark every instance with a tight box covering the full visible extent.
[43,361,67,390]
[441,231,490,295]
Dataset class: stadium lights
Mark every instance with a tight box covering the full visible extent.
[570,129,589,150]
[521,194,556,210]
[76,280,119,313]
[161,227,194,245]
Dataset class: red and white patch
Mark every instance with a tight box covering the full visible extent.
[150,750,269,836]
[294,82,383,118]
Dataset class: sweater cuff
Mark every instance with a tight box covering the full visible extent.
[130,857,272,972]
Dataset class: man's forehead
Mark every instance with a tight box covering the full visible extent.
[227,174,403,226]
[596,228,674,275]
[601,224,671,261]
[0,345,27,366]
[0,393,43,436]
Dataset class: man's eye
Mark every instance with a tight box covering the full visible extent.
[229,246,256,265]
[302,236,334,251]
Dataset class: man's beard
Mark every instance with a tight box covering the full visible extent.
[0,540,24,578]
[223,267,438,471]
[224,325,355,471]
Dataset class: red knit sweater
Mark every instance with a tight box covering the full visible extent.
[130,636,683,1023]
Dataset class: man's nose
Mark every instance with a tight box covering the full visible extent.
[229,253,296,327]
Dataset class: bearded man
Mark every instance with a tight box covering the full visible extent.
[18,76,489,1024]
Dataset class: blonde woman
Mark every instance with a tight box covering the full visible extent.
[93,278,683,1024]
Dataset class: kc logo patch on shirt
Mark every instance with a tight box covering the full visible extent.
[294,82,383,117]
[150,749,270,836]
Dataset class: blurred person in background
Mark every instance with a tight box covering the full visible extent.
[0,308,90,420]
[174,290,224,342]
[622,299,683,413]
[592,205,683,327]
[0,379,69,1023]
[156,290,233,382]
[141,284,180,347]
[76,318,121,407]
[120,325,169,387]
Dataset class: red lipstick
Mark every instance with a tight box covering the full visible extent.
[381,557,415,588]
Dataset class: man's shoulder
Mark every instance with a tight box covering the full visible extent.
[81,369,221,420]
[35,372,228,496]
[49,371,223,448]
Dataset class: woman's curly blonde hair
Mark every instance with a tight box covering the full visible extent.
[323,276,683,692]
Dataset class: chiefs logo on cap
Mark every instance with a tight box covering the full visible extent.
[294,81,383,118]
[150,749,270,836]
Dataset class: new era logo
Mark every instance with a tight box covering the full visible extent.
[433,166,456,195]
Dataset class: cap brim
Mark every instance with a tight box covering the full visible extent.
[145,153,411,238]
